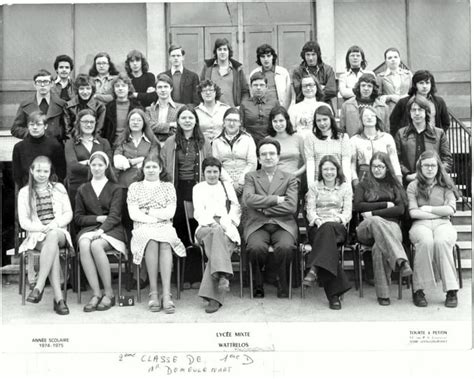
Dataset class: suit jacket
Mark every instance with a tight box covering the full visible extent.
[101,99,141,147]
[243,169,298,242]
[11,93,67,141]
[162,68,200,106]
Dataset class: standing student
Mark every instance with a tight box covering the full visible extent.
[200,38,249,107]
[125,49,157,107]
[249,43,293,109]
[292,41,336,105]
[11,69,68,142]
[51,54,75,102]
[12,111,66,187]
[88,52,120,105]
[162,45,200,106]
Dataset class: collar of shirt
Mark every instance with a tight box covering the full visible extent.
[213,60,232,70]
[361,130,382,141]
[152,97,177,110]
[54,76,71,85]
[262,66,276,74]
[171,66,184,75]
[252,96,266,105]
[317,180,342,191]
[78,136,100,144]
[127,133,151,143]
[382,67,402,76]
[36,94,51,106]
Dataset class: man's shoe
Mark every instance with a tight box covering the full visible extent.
[413,290,428,307]
[26,287,44,303]
[53,299,70,315]
[253,286,264,298]
[377,297,391,306]
[398,261,413,277]
[276,279,289,298]
[445,290,458,308]
[205,299,221,313]
[329,296,341,310]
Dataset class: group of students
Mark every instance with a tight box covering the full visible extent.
[12,39,460,315]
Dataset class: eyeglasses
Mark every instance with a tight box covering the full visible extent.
[421,164,437,170]
[372,164,386,170]
[202,88,215,93]
[96,61,109,66]
[80,120,96,125]
[302,83,316,89]
[224,119,241,125]
[35,80,51,86]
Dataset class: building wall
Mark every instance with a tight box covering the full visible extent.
[0,1,471,131]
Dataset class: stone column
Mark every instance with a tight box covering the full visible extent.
[315,0,335,69]
[146,3,167,73]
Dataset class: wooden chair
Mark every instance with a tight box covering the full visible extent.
[183,201,243,298]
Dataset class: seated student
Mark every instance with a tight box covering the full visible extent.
[338,45,375,101]
[408,151,460,308]
[18,156,74,315]
[288,73,328,136]
[64,109,112,208]
[193,157,241,313]
[292,41,336,106]
[11,69,68,142]
[101,73,141,147]
[243,139,298,298]
[146,73,184,144]
[390,70,450,136]
[249,43,293,109]
[88,52,119,105]
[240,72,279,147]
[394,95,452,185]
[350,106,402,187]
[113,108,160,188]
[377,47,412,116]
[354,152,412,306]
[66,74,106,136]
[195,80,230,141]
[51,54,75,102]
[12,111,66,188]
[125,49,157,107]
[340,73,389,137]
[161,44,200,106]
[200,38,249,107]
[127,152,186,314]
[75,151,126,312]
[304,105,351,187]
[302,155,352,310]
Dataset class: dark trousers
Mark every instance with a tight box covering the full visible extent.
[307,222,351,299]
[246,224,296,288]
[173,179,201,283]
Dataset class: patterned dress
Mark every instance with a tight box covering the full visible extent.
[127,180,186,265]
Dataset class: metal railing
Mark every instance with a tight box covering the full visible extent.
[446,112,472,210]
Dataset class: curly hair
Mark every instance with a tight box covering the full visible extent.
[256,43,277,66]
[353,73,379,101]
[111,72,135,99]
[300,41,323,65]
[197,79,222,102]
[124,50,150,76]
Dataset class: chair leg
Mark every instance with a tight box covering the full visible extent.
[398,273,402,300]
[136,264,141,303]
[455,245,463,289]
[77,254,81,304]
[63,253,68,302]
[358,245,364,298]
[118,254,122,299]
[21,253,26,305]
[300,245,305,299]
[249,260,253,299]
[288,259,293,300]
[239,253,243,299]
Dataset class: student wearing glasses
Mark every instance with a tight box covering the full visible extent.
[11,69,68,142]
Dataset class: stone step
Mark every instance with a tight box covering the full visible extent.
[452,210,472,225]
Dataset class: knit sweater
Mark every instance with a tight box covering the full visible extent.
[12,134,66,187]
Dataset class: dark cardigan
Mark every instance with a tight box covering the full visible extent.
[74,180,126,242]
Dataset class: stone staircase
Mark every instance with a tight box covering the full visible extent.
[452,202,472,270]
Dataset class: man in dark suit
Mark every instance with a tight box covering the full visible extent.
[11,69,68,142]
[243,139,299,298]
[161,45,200,106]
